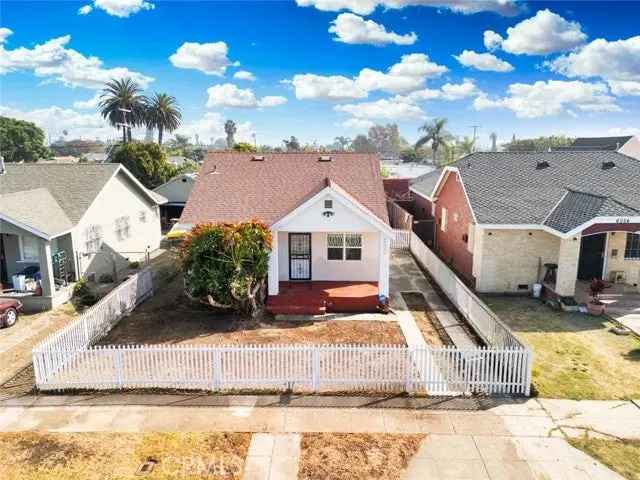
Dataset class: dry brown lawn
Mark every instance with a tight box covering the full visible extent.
[298,433,424,480]
[100,275,406,346]
[0,432,251,480]
[401,292,449,347]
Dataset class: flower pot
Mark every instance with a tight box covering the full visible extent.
[587,302,606,316]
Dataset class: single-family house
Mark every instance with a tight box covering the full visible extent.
[0,162,165,311]
[571,136,640,159]
[178,152,393,314]
[153,173,196,232]
[411,151,640,299]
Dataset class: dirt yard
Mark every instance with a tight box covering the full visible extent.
[100,275,406,346]
[298,433,424,480]
[401,292,449,347]
[484,296,640,400]
[0,431,251,480]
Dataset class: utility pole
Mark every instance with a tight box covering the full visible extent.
[116,108,132,143]
[469,125,481,151]
[252,133,257,149]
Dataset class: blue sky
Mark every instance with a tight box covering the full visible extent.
[1,0,639,148]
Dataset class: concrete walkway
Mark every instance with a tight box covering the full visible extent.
[242,433,300,480]
[390,251,478,348]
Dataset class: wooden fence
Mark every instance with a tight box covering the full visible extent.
[33,343,531,395]
[387,200,413,231]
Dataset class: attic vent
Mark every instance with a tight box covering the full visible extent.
[251,155,265,161]
[601,160,616,170]
[318,155,332,162]
[536,160,550,170]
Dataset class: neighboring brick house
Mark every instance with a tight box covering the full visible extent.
[411,151,640,298]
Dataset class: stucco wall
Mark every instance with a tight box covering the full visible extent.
[619,136,640,160]
[73,171,162,279]
[605,232,640,286]
[433,172,475,283]
[475,229,561,293]
[278,231,380,282]
[153,175,194,204]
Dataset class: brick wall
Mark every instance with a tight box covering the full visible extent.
[433,172,475,283]
[413,194,433,220]
[383,178,411,200]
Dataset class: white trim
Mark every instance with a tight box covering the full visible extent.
[477,216,640,239]
[409,187,435,202]
[271,183,393,238]
[430,167,479,225]
[602,232,610,277]
[325,232,363,262]
[564,216,640,237]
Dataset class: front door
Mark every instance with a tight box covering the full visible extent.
[289,233,311,281]
[577,233,606,280]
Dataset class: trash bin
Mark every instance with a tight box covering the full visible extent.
[532,283,543,299]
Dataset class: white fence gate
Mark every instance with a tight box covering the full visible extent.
[391,229,411,250]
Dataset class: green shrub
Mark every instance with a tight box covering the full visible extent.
[179,221,272,317]
[72,279,98,307]
[98,273,114,284]
[128,261,140,269]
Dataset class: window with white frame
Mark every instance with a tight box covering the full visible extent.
[18,236,40,262]
[84,225,102,253]
[441,207,448,232]
[625,233,640,260]
[327,233,362,261]
[115,216,131,241]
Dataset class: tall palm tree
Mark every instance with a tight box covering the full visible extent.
[334,136,351,151]
[145,93,182,145]
[224,120,237,148]
[415,118,452,164]
[457,136,475,156]
[99,78,147,143]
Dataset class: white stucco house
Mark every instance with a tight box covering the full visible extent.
[0,162,166,311]
[153,173,196,232]
[178,152,393,314]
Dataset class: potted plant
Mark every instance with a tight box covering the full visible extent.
[587,278,607,316]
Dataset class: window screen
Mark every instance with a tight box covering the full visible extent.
[625,233,640,259]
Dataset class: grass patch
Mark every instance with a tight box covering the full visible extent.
[483,296,640,400]
[569,437,640,480]
[0,432,250,480]
[298,433,424,480]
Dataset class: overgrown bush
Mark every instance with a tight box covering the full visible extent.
[98,273,114,284]
[179,221,272,318]
[72,279,98,307]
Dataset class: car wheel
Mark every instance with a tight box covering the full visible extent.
[4,308,18,327]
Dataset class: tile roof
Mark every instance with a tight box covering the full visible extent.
[434,151,640,231]
[180,152,389,226]
[0,163,118,224]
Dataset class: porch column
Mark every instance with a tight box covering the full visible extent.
[38,240,55,297]
[268,230,279,295]
[378,233,390,297]
[555,235,581,297]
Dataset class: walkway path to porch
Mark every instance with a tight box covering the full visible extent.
[575,280,640,336]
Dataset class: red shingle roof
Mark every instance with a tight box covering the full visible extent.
[180,152,389,226]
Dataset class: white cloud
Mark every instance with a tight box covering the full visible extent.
[169,41,238,76]
[395,79,480,103]
[549,36,640,88]
[329,13,417,46]
[335,97,426,121]
[78,5,93,15]
[0,28,12,44]
[607,127,640,137]
[73,92,102,109]
[287,74,367,100]
[340,117,375,130]
[496,9,587,55]
[473,80,620,118]
[0,34,154,88]
[608,80,640,97]
[483,30,503,50]
[454,50,513,72]
[0,104,116,140]
[206,83,287,108]
[83,0,155,18]
[233,70,256,81]
[287,53,447,100]
[296,0,521,16]
[176,112,254,143]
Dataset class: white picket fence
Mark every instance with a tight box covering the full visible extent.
[33,343,531,395]
[410,232,529,351]
[32,268,154,387]
[392,229,411,250]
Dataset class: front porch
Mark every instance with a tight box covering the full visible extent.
[266,281,379,315]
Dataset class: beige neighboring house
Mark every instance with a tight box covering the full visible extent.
[0,162,166,311]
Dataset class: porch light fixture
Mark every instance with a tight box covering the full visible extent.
[322,210,334,218]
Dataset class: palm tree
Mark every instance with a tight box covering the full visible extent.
[334,136,351,151]
[145,93,182,145]
[457,136,475,156]
[224,120,237,148]
[415,118,452,164]
[99,78,147,143]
